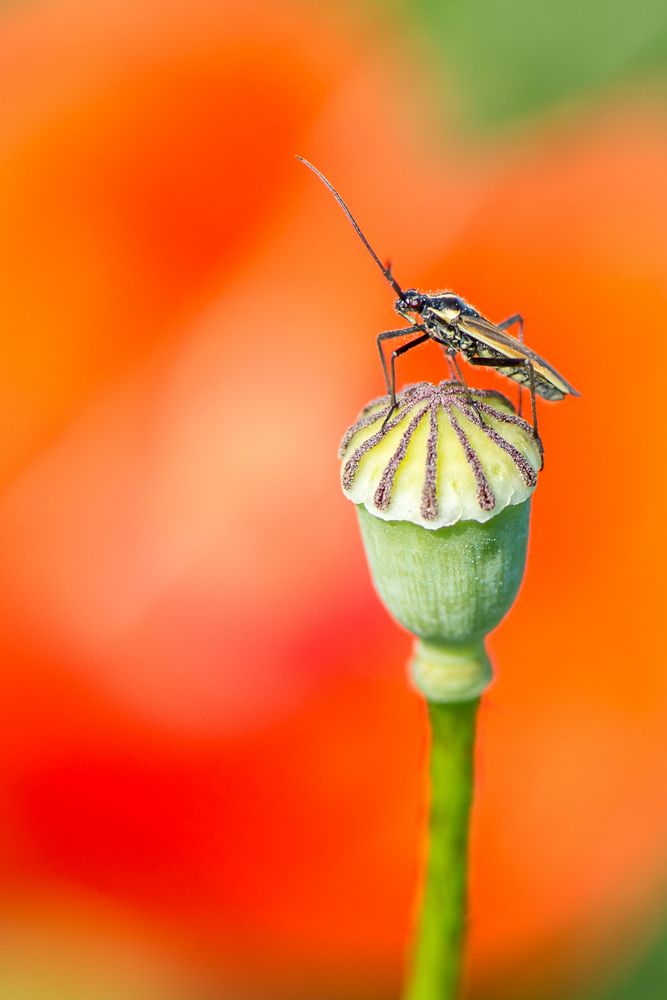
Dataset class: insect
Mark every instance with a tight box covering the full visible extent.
[297,156,579,435]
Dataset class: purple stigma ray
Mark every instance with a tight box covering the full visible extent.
[338,406,388,457]
[447,407,496,511]
[421,401,440,521]
[449,394,538,488]
[473,400,543,477]
[339,383,434,459]
[475,400,535,436]
[373,405,429,511]
[339,398,413,459]
[342,404,421,490]
[476,422,538,487]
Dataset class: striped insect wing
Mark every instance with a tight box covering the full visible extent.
[458,314,580,399]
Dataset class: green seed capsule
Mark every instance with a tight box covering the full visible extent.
[340,381,541,701]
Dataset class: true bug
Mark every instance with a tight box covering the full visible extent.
[297,156,579,434]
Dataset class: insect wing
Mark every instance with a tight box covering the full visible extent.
[456,314,580,397]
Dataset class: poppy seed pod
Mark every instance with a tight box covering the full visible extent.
[340,381,542,701]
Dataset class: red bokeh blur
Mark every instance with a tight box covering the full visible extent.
[0,1,666,997]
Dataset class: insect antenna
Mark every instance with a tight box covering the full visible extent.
[296,156,405,299]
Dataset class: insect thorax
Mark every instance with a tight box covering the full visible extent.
[423,308,474,352]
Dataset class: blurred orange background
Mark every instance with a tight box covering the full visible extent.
[0,1,666,998]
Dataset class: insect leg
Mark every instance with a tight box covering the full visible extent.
[376,325,423,397]
[467,356,525,367]
[524,360,542,464]
[440,347,484,424]
[497,314,524,415]
[522,361,543,468]
[381,332,430,429]
[497,314,524,336]
[528,360,539,441]
[468,355,540,441]
[446,355,458,380]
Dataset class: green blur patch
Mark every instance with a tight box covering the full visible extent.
[397,0,667,127]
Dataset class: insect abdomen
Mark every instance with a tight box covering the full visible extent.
[473,344,565,401]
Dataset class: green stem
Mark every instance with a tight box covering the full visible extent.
[404,698,479,1000]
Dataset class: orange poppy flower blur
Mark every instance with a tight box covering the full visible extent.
[0,1,665,998]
